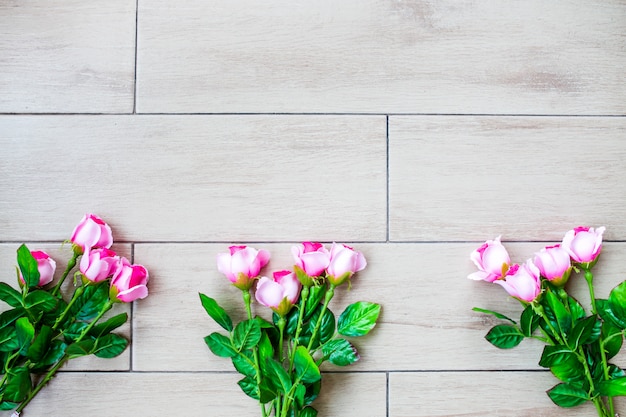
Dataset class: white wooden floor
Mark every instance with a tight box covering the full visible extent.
[1,1,625,416]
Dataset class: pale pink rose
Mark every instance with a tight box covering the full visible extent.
[291,242,330,277]
[216,245,270,290]
[494,260,541,302]
[533,244,572,286]
[326,243,366,286]
[110,258,149,303]
[468,236,511,282]
[561,226,606,265]
[255,270,301,316]
[80,247,119,283]
[70,214,113,251]
[23,251,56,286]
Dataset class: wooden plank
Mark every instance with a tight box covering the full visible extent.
[0,0,136,113]
[132,242,626,372]
[17,371,386,417]
[136,0,626,114]
[0,243,131,371]
[389,371,625,416]
[389,116,626,241]
[0,115,386,242]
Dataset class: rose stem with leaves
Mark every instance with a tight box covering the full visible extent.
[50,250,80,297]
[241,289,269,417]
[307,284,336,351]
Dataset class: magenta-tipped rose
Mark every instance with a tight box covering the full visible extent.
[20,251,56,287]
[494,260,542,303]
[326,243,366,286]
[80,247,120,283]
[533,244,572,287]
[291,242,330,277]
[561,226,605,268]
[216,245,270,290]
[110,257,149,303]
[255,270,302,316]
[468,236,511,282]
[70,214,113,252]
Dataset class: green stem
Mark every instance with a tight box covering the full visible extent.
[584,269,598,315]
[52,285,85,331]
[277,317,286,363]
[241,290,267,417]
[307,284,335,351]
[51,251,80,297]
[289,285,310,366]
[532,304,566,346]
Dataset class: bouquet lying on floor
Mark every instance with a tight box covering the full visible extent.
[0,214,149,416]
[200,242,381,417]
[469,226,625,417]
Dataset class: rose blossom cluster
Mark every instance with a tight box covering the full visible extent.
[217,242,366,316]
[468,226,605,302]
[29,214,149,303]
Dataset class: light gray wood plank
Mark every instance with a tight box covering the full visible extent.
[132,242,626,372]
[389,371,625,416]
[389,116,626,241]
[0,243,131,371]
[0,115,386,242]
[136,0,626,114]
[7,371,385,417]
[0,0,136,113]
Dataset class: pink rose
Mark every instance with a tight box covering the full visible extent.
[533,244,572,286]
[80,247,119,283]
[291,242,330,277]
[110,257,149,303]
[468,236,511,282]
[326,243,366,286]
[494,260,541,303]
[70,214,113,252]
[22,251,56,286]
[561,226,605,266]
[255,270,302,316]
[216,245,270,290]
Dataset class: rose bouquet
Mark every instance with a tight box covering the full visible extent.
[200,242,381,417]
[0,214,149,416]
[469,226,626,416]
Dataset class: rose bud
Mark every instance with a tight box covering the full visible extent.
[468,236,511,282]
[255,270,302,316]
[326,243,366,286]
[292,242,330,278]
[19,251,57,287]
[70,214,113,252]
[494,260,542,303]
[110,257,149,303]
[561,226,606,269]
[80,247,119,283]
[216,245,270,290]
[533,244,572,287]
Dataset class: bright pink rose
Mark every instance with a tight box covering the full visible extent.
[255,270,302,316]
[561,226,605,266]
[494,260,542,302]
[217,245,270,290]
[291,242,330,277]
[468,236,511,282]
[533,244,572,286]
[80,247,119,283]
[23,251,56,286]
[326,243,366,286]
[110,257,149,303]
[70,214,113,252]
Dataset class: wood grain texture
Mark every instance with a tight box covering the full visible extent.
[0,115,386,242]
[389,372,625,417]
[136,0,626,114]
[6,372,386,417]
[0,0,135,113]
[389,116,626,241]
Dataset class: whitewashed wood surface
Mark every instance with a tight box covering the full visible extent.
[1,1,625,416]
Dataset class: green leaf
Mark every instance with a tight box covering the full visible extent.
[484,325,524,349]
[3,366,32,403]
[547,383,589,407]
[472,307,516,324]
[232,352,257,378]
[199,293,233,332]
[15,317,35,354]
[93,333,128,358]
[322,338,360,366]
[545,289,572,337]
[567,316,598,350]
[65,339,96,358]
[17,244,40,289]
[598,299,626,330]
[539,345,576,368]
[265,357,293,394]
[602,321,624,359]
[69,282,109,321]
[24,290,58,313]
[293,346,321,384]
[300,407,318,417]
[0,282,23,308]
[237,375,260,400]
[609,281,626,324]
[307,306,335,348]
[519,305,540,337]
[550,354,585,383]
[305,284,327,320]
[204,332,237,358]
[32,339,66,371]
[257,332,274,374]
[0,401,19,411]
[568,296,586,322]
[89,313,128,338]
[0,308,25,330]
[64,321,89,342]
[598,376,626,397]
[337,301,381,337]
[27,324,53,362]
[232,319,261,352]
[0,326,19,352]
